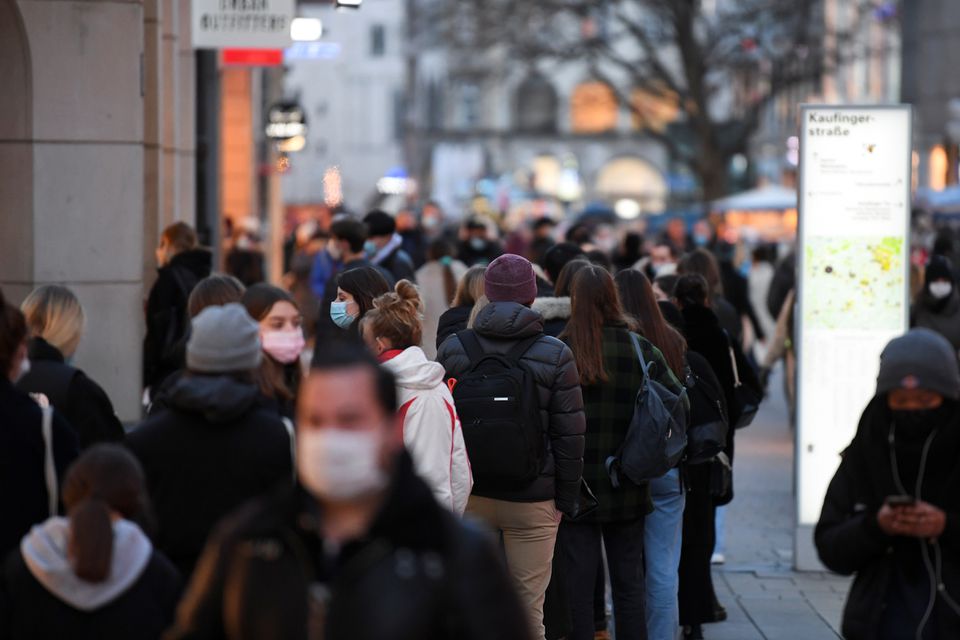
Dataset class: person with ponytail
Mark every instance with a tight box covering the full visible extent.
[0,445,181,639]
[415,239,467,359]
[361,280,473,514]
[0,287,79,558]
[242,284,305,419]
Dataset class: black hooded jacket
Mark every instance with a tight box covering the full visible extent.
[166,452,532,640]
[815,398,960,639]
[17,338,124,448]
[125,375,293,578]
[143,249,212,389]
[437,301,585,514]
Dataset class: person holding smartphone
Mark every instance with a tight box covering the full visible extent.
[816,329,960,640]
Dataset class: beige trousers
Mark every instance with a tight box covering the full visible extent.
[467,496,561,640]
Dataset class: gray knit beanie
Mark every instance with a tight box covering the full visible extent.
[876,328,960,400]
[187,303,262,373]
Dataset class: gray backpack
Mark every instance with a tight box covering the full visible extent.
[606,333,688,487]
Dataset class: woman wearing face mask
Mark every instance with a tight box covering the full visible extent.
[330,266,391,338]
[912,255,960,351]
[360,280,473,514]
[816,329,960,639]
[242,284,306,420]
[0,445,181,639]
[17,285,125,448]
[0,288,79,559]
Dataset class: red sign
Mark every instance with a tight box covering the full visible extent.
[222,49,283,67]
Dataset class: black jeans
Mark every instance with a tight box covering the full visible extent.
[559,517,647,640]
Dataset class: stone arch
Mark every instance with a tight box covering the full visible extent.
[595,156,668,214]
[514,72,558,133]
[0,0,35,289]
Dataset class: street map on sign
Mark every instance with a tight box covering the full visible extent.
[803,236,904,331]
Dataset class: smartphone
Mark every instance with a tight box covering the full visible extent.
[885,495,916,508]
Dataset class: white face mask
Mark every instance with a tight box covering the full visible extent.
[327,240,343,261]
[297,428,388,501]
[14,356,30,383]
[929,281,953,300]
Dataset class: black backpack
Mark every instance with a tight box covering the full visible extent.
[684,363,729,465]
[451,330,545,488]
[606,333,688,487]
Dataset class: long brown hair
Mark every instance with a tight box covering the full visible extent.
[62,445,152,583]
[677,248,724,300]
[615,269,687,378]
[554,259,592,297]
[242,284,302,403]
[428,239,458,306]
[560,264,632,385]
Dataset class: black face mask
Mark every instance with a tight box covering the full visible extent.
[891,406,950,442]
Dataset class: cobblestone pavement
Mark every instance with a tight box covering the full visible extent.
[704,368,852,640]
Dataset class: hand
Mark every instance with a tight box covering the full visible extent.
[878,501,946,539]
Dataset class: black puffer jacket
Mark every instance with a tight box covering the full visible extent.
[167,452,531,640]
[17,338,124,448]
[815,398,960,639]
[437,301,585,514]
[125,375,293,578]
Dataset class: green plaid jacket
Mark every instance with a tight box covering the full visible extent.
[567,326,683,523]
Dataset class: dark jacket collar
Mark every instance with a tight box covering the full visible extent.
[166,374,261,423]
[27,338,65,363]
[166,248,213,279]
[473,302,544,340]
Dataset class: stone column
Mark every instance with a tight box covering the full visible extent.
[11,0,146,421]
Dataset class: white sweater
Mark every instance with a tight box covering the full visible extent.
[382,347,473,514]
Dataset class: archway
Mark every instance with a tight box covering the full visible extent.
[595,156,668,215]
[515,73,558,133]
[0,0,34,291]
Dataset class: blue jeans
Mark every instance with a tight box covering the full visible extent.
[645,467,685,640]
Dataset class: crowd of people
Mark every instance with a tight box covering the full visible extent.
[2,203,960,640]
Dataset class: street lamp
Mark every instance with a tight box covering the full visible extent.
[290,18,323,42]
[334,0,362,8]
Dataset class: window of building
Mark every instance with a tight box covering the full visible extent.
[371,24,386,57]
[515,73,558,133]
[570,81,618,134]
[630,88,679,132]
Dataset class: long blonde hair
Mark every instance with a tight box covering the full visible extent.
[21,285,86,358]
[452,266,485,308]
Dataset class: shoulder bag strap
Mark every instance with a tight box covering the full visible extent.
[281,417,297,482]
[728,346,743,388]
[41,406,58,517]
[629,332,651,377]
[456,330,485,366]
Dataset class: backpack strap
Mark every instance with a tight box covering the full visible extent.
[40,406,58,517]
[456,330,485,367]
[504,333,542,365]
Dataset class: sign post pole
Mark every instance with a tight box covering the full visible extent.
[794,105,912,570]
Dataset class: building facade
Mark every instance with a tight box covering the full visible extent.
[1,0,197,421]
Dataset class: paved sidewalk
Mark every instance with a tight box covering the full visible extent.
[704,369,851,640]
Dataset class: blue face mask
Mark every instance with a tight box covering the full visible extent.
[330,301,356,329]
[363,240,378,256]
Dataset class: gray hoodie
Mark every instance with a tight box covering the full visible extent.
[20,517,153,611]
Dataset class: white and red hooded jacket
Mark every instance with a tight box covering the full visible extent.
[380,347,473,514]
